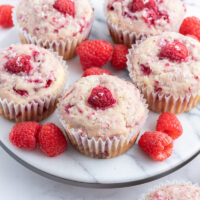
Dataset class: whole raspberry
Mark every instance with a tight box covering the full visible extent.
[88,85,117,110]
[76,40,113,71]
[179,17,200,42]
[9,122,42,150]
[138,131,173,161]
[82,67,112,77]
[156,112,183,140]
[38,123,67,157]
[159,41,189,63]
[0,5,14,28]
[53,0,75,17]
[132,0,157,12]
[5,54,32,74]
[111,45,128,70]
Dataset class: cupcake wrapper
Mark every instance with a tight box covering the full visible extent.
[57,91,148,159]
[139,180,200,200]
[13,5,94,60]
[104,0,149,47]
[0,50,68,122]
[127,44,200,114]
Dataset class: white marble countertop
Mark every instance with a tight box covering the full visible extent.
[0,0,200,199]
[0,147,200,200]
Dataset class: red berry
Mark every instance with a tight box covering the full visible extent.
[156,112,183,140]
[132,0,157,12]
[5,54,32,74]
[82,67,112,77]
[53,0,75,17]
[9,122,42,150]
[179,17,200,42]
[88,85,117,110]
[38,123,67,157]
[13,87,29,97]
[76,40,113,71]
[138,131,173,161]
[159,41,189,63]
[140,64,152,76]
[0,5,14,28]
[111,45,128,70]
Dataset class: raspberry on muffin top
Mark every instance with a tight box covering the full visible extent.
[58,75,147,138]
[0,44,66,104]
[106,0,185,35]
[128,32,200,98]
[16,0,94,41]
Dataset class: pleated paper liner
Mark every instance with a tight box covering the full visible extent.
[127,41,200,114]
[13,4,94,60]
[0,48,68,122]
[57,89,148,159]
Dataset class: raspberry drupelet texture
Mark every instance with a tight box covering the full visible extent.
[53,0,75,17]
[0,5,14,28]
[82,67,112,77]
[156,112,183,140]
[138,131,173,161]
[159,41,189,63]
[180,16,200,42]
[5,54,32,74]
[88,85,117,110]
[76,40,113,70]
[111,44,129,70]
[38,123,67,157]
[9,122,42,150]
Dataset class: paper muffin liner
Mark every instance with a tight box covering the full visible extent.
[0,50,68,123]
[139,180,200,200]
[57,90,148,159]
[104,0,149,47]
[127,43,200,114]
[13,4,94,60]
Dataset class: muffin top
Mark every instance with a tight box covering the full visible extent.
[106,0,185,35]
[128,32,200,98]
[0,44,66,104]
[59,75,147,138]
[16,0,94,41]
[145,184,200,200]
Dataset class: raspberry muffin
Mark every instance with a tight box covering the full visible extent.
[105,0,185,46]
[142,183,200,200]
[127,32,200,114]
[0,44,67,122]
[58,75,148,159]
[15,0,94,60]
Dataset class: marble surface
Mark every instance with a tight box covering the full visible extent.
[0,0,200,199]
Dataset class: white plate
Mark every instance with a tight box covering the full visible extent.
[0,0,200,188]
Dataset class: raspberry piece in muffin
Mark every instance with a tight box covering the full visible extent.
[9,122,42,150]
[159,41,189,63]
[156,112,183,140]
[138,131,173,161]
[53,0,75,17]
[132,0,157,12]
[180,16,200,42]
[82,67,112,77]
[76,40,113,70]
[88,85,117,110]
[5,54,32,74]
